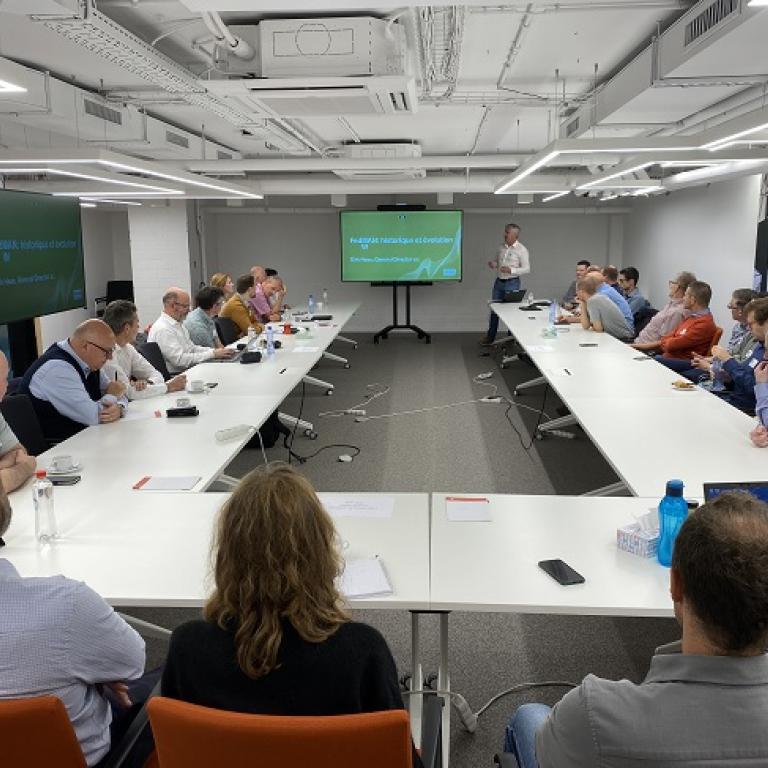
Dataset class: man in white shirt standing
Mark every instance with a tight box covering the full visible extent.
[148,288,234,374]
[482,223,531,344]
[103,300,187,400]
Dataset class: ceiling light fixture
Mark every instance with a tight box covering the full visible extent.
[703,122,768,151]
[748,0,768,6]
[0,166,181,194]
[578,162,652,190]
[495,151,559,194]
[53,191,184,197]
[86,198,143,206]
[0,79,27,94]
[542,191,569,202]
[79,202,97,208]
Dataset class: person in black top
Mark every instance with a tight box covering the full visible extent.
[161,463,418,761]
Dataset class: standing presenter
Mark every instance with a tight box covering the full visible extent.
[482,223,530,344]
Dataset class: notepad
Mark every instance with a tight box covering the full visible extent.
[319,494,394,519]
[293,346,320,353]
[446,496,492,522]
[340,558,393,599]
[133,476,201,491]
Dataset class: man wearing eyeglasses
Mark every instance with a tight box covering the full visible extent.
[16,319,128,444]
[149,287,234,373]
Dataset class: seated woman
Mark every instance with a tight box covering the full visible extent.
[209,272,235,300]
[161,463,416,754]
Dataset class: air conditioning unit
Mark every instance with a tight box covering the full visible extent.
[332,141,425,181]
[206,76,417,118]
[256,17,407,78]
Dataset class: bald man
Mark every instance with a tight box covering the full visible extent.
[17,319,128,443]
[248,265,278,322]
[0,351,36,491]
[148,287,233,373]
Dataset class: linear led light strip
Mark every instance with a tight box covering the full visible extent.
[0,167,180,194]
[542,192,569,203]
[703,124,768,151]
[86,198,143,206]
[577,162,652,190]
[0,79,27,94]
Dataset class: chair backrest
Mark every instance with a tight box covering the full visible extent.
[0,393,48,456]
[632,305,658,337]
[711,325,724,351]
[215,316,241,346]
[148,698,413,768]
[0,696,87,768]
[137,342,172,382]
[106,280,135,304]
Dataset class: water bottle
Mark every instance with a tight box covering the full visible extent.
[524,290,533,306]
[32,470,57,543]
[657,479,688,567]
[308,293,316,316]
[322,287,329,308]
[548,300,557,326]
[266,324,275,358]
[709,358,726,392]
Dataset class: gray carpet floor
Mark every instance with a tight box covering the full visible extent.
[127,332,677,767]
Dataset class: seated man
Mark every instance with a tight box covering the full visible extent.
[633,271,696,347]
[184,286,225,349]
[17,319,127,444]
[148,288,233,374]
[601,265,620,292]
[577,274,634,340]
[220,275,264,338]
[103,300,187,400]
[0,350,36,491]
[587,266,634,332]
[503,491,768,767]
[254,277,286,324]
[0,478,150,767]
[248,265,280,323]
[751,360,768,446]
[561,260,590,309]
[618,266,650,316]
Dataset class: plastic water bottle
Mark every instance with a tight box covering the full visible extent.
[709,358,726,392]
[322,287,329,308]
[32,470,57,543]
[657,479,688,567]
[308,293,316,316]
[266,324,275,358]
[548,300,557,326]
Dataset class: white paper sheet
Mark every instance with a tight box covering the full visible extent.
[446,496,492,522]
[319,494,394,519]
[133,475,201,491]
[340,558,393,599]
[292,346,321,353]
[121,408,162,422]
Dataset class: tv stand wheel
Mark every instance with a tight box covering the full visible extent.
[325,389,333,396]
[344,363,351,369]
[304,429,318,440]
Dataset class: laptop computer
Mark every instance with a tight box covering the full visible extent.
[491,289,526,304]
[702,481,768,504]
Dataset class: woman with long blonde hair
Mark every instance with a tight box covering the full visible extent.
[161,463,409,723]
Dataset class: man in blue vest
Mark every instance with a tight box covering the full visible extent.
[17,319,127,444]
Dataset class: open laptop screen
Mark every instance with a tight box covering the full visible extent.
[703,482,768,505]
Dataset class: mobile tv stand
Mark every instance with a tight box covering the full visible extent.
[372,282,432,344]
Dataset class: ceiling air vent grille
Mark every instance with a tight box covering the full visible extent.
[565,117,580,138]
[83,98,122,125]
[217,150,233,160]
[165,130,190,149]
[684,0,737,46]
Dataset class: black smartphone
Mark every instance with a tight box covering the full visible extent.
[579,343,598,347]
[538,559,585,586]
[50,476,81,486]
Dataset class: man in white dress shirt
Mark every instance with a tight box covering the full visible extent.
[148,288,233,374]
[482,223,531,344]
[102,300,187,400]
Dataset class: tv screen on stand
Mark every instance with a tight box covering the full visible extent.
[340,210,463,283]
[0,189,86,325]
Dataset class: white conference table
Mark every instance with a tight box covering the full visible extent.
[491,302,765,496]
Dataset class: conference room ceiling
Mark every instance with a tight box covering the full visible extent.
[0,0,767,202]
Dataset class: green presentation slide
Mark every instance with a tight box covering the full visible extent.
[340,210,463,282]
[0,190,85,324]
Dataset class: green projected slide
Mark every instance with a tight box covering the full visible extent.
[340,210,463,282]
[0,190,85,324]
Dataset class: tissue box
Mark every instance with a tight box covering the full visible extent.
[617,523,658,558]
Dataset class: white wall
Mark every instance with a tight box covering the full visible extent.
[623,176,762,332]
[203,208,625,332]
[38,209,131,348]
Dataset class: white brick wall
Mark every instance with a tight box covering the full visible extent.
[127,201,192,329]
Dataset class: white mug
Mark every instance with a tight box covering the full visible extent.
[188,379,204,394]
[51,455,75,472]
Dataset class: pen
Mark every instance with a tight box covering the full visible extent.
[279,368,287,374]
[564,368,572,376]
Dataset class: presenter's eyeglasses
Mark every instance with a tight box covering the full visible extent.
[87,340,113,359]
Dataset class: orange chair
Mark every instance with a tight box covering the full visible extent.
[148,697,420,768]
[710,326,723,351]
[0,696,87,768]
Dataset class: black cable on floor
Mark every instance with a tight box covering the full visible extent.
[502,383,550,452]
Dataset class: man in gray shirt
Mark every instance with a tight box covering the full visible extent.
[578,274,634,340]
[502,491,768,767]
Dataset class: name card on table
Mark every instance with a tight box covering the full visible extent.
[446,496,492,522]
[319,494,394,519]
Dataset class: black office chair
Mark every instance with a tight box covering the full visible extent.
[215,316,241,346]
[137,342,172,381]
[94,280,135,318]
[633,305,658,338]
[0,394,47,456]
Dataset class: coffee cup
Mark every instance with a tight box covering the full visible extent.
[283,322,292,335]
[188,379,205,394]
[51,455,75,472]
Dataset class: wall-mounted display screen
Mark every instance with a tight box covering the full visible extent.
[0,189,85,325]
[340,210,463,282]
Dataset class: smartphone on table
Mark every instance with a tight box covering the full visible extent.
[538,559,585,585]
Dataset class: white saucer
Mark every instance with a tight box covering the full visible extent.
[47,462,82,475]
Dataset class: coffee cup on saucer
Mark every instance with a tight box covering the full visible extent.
[188,379,205,394]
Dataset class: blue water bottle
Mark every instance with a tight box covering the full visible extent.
[657,479,687,567]
[266,324,275,358]
[308,293,316,316]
